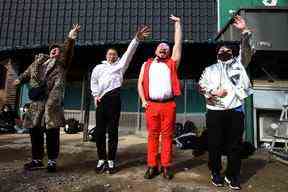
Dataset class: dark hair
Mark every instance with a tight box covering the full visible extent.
[49,42,63,52]
[106,48,118,54]
[216,42,239,56]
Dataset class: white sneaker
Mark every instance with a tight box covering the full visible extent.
[95,160,106,174]
[107,160,114,168]
[97,160,105,168]
[107,160,116,174]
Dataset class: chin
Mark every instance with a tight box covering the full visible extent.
[157,54,168,59]
[50,54,60,59]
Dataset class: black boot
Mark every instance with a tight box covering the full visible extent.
[144,167,159,179]
[162,166,174,180]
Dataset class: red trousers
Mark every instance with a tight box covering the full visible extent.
[145,101,176,167]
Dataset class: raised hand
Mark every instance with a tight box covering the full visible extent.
[170,14,181,22]
[136,25,151,41]
[13,79,20,86]
[233,15,247,32]
[68,24,81,39]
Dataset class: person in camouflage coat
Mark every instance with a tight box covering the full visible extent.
[14,24,80,172]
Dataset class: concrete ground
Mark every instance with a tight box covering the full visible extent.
[0,132,288,192]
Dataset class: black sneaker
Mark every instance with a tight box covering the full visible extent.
[211,173,224,187]
[144,167,159,179]
[95,160,106,174]
[47,160,57,173]
[24,160,44,171]
[161,166,174,180]
[225,175,241,190]
[106,160,116,174]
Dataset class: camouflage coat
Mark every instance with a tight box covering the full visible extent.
[18,38,75,129]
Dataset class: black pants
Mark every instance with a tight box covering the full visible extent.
[206,109,244,176]
[30,127,60,160]
[95,88,121,160]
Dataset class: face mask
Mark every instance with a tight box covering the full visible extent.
[3,108,8,112]
[217,51,233,62]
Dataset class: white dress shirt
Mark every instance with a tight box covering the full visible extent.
[148,60,173,100]
[90,38,139,98]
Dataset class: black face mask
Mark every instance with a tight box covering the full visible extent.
[217,51,233,61]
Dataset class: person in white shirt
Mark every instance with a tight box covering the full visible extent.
[198,15,254,190]
[138,15,182,180]
[90,26,150,174]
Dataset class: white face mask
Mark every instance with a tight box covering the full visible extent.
[3,108,8,112]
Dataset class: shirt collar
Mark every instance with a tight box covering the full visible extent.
[102,58,120,65]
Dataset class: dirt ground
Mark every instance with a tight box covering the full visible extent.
[0,132,288,192]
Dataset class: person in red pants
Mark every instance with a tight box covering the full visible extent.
[138,15,182,180]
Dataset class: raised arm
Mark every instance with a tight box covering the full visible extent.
[118,26,150,73]
[62,24,81,69]
[233,15,254,68]
[13,54,48,86]
[14,66,31,86]
[170,15,182,68]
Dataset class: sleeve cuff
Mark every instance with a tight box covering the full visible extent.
[92,92,98,97]
[241,29,252,36]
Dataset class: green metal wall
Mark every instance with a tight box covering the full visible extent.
[219,0,288,28]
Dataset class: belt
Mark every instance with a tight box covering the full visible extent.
[149,97,174,103]
[103,87,121,98]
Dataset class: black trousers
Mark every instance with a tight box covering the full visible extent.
[206,109,244,176]
[30,127,60,160]
[95,88,121,160]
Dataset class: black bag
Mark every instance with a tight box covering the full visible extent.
[64,118,83,134]
[28,82,47,101]
[183,120,197,134]
[88,127,97,142]
[175,128,255,159]
[174,132,198,149]
[174,122,184,138]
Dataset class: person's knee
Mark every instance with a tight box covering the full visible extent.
[148,131,160,139]
[108,132,118,142]
[161,131,173,140]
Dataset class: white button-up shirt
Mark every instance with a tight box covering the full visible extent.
[90,38,139,98]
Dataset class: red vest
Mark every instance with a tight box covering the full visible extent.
[142,58,181,100]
